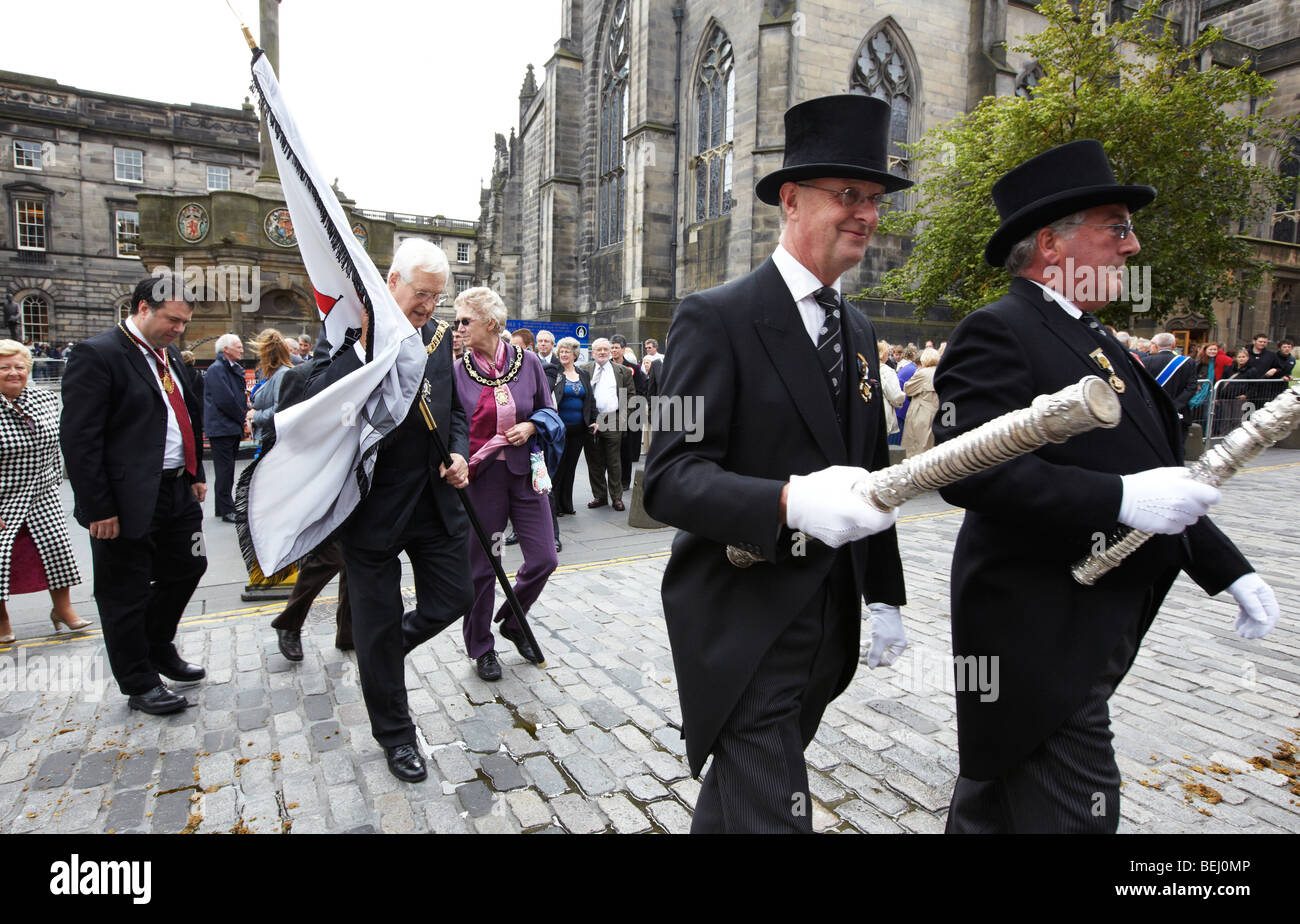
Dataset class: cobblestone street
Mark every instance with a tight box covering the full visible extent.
[1,454,1297,834]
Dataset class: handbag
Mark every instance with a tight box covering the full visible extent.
[529,450,552,494]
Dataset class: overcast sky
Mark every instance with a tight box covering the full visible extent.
[4,0,561,218]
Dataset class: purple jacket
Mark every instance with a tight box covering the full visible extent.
[454,346,555,477]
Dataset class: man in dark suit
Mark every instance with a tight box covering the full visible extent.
[203,333,248,522]
[61,273,209,715]
[611,334,647,487]
[307,239,472,783]
[1141,332,1199,435]
[934,140,1280,833]
[644,95,910,833]
[580,338,633,511]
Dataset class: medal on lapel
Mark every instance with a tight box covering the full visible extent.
[1088,348,1126,394]
[856,353,872,403]
[494,385,510,406]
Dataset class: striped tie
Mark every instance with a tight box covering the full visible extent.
[813,286,844,403]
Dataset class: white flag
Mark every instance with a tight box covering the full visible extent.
[238,51,426,575]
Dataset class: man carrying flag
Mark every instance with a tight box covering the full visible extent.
[242,52,468,782]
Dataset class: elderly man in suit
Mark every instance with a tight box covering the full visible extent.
[1141,332,1198,436]
[61,273,209,715]
[934,140,1280,833]
[307,239,472,782]
[203,333,248,523]
[581,338,633,511]
[644,95,911,833]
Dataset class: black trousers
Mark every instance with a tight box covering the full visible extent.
[341,486,473,748]
[584,426,622,503]
[945,676,1123,833]
[208,435,240,516]
[691,553,856,834]
[620,420,641,487]
[271,539,352,645]
[91,473,207,696]
[552,422,587,514]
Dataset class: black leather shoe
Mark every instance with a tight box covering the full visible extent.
[476,650,502,681]
[128,684,188,715]
[384,743,427,783]
[154,655,205,683]
[499,624,544,665]
[504,532,519,546]
[221,513,238,524]
[611,498,625,512]
[277,628,303,662]
[555,539,562,553]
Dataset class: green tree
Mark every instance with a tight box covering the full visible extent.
[870,0,1298,326]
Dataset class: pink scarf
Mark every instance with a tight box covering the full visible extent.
[467,340,517,479]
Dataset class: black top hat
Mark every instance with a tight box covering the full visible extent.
[755,95,913,206]
[984,139,1156,268]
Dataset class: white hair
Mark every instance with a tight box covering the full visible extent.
[454,286,508,333]
[390,238,449,284]
[1005,211,1088,276]
[214,333,241,355]
[1152,332,1176,349]
[536,330,554,343]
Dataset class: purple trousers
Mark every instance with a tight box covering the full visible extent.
[465,458,557,658]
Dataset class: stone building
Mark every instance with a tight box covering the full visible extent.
[0,69,260,343]
[477,0,1300,351]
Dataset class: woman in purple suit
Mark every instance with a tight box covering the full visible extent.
[453,288,558,682]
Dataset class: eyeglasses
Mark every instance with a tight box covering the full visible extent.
[410,289,447,307]
[1081,221,1135,240]
[795,183,887,209]
[454,317,476,328]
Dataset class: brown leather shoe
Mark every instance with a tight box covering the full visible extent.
[612,498,625,511]
[587,499,607,509]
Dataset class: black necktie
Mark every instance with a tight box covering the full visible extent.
[813,286,844,403]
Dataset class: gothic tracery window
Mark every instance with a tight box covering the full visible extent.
[694,26,734,222]
[1272,136,1300,245]
[850,20,916,183]
[598,0,629,248]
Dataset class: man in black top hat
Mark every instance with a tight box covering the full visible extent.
[644,94,909,833]
[934,140,1279,832]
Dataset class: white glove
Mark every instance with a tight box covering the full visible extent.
[1227,573,1280,639]
[786,465,898,549]
[864,603,907,668]
[1117,467,1220,535]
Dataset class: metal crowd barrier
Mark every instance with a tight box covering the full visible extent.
[30,356,66,384]
[1196,377,1293,440]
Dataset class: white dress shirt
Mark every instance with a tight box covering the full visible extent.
[772,242,840,346]
[590,359,619,414]
[124,315,187,470]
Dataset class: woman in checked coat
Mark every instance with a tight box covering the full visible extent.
[0,339,88,642]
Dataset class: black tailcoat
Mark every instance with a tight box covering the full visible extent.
[1141,350,1199,421]
[644,257,906,776]
[933,278,1250,780]
[61,325,206,539]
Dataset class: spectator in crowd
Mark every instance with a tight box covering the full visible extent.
[894,344,919,443]
[1279,338,1295,381]
[889,344,903,368]
[510,328,535,351]
[581,338,632,510]
[454,287,556,681]
[611,334,647,487]
[0,339,89,643]
[1142,332,1199,436]
[1239,334,1286,404]
[246,329,294,447]
[902,347,941,457]
[641,338,663,371]
[877,339,905,441]
[1194,341,1223,435]
[551,336,595,519]
[535,330,559,376]
[297,335,312,362]
[203,333,248,523]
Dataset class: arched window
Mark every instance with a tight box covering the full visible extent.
[115,294,134,323]
[850,20,917,183]
[20,293,50,342]
[598,0,629,248]
[694,25,734,222]
[1272,136,1300,244]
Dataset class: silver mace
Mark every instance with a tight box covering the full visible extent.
[1071,384,1300,585]
[726,374,1123,567]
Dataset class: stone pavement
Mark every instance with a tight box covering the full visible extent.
[1,452,1297,834]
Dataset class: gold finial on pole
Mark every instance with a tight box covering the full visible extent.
[224,0,258,49]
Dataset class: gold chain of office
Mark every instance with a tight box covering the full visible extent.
[461,344,524,387]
